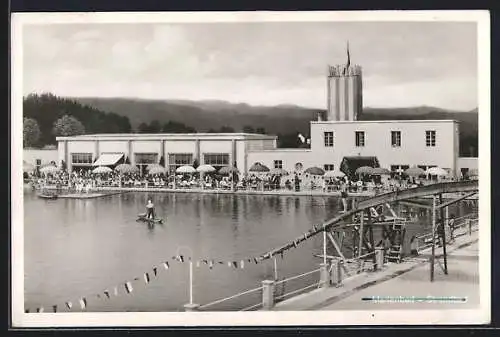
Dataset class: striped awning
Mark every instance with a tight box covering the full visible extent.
[93,153,124,166]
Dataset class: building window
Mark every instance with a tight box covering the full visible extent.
[135,153,158,164]
[391,131,401,147]
[135,153,158,173]
[324,164,334,171]
[274,160,283,169]
[390,165,410,175]
[355,131,365,147]
[204,153,230,170]
[324,131,334,147]
[71,153,93,165]
[35,159,42,167]
[426,130,436,147]
[168,153,193,173]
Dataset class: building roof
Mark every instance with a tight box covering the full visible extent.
[311,119,459,125]
[56,133,277,141]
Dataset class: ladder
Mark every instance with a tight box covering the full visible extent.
[385,221,406,263]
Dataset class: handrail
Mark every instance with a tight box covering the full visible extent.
[344,251,375,262]
[198,285,263,310]
[274,281,322,301]
[240,302,262,312]
[274,268,321,286]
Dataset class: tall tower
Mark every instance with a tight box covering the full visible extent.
[326,43,363,121]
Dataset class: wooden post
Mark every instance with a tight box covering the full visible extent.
[368,210,376,270]
[331,259,342,286]
[319,263,330,288]
[189,260,194,304]
[323,229,327,266]
[439,194,448,275]
[358,210,364,258]
[273,257,278,281]
[262,280,275,310]
[430,195,436,282]
[375,247,384,269]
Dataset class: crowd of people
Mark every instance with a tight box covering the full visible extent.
[25,165,468,196]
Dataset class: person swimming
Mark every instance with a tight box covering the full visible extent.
[146,199,155,219]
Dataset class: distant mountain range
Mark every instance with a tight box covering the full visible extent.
[71,97,478,139]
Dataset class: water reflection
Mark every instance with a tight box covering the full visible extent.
[23,190,476,312]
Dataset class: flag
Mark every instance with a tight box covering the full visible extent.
[153,267,158,277]
[202,259,208,265]
[346,41,351,69]
[52,305,57,313]
[218,261,224,265]
[240,260,245,269]
[65,301,73,310]
[247,258,252,263]
[209,260,214,269]
[79,298,87,310]
[133,277,140,281]
[232,261,238,268]
[254,257,259,264]
[114,287,118,296]
[293,240,298,248]
[104,291,110,299]
[144,273,150,284]
[227,261,232,267]
[37,307,44,313]
[163,261,170,270]
[125,281,133,294]
[179,255,184,263]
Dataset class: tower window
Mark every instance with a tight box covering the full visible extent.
[324,132,334,147]
[426,131,436,147]
[324,164,335,171]
[391,131,401,147]
[355,131,365,147]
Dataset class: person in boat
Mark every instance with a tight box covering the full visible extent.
[146,199,155,219]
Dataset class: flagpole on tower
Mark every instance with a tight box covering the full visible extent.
[346,40,351,69]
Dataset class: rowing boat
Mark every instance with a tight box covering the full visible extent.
[137,213,164,224]
[38,193,58,200]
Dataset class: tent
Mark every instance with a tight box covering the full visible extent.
[340,156,379,180]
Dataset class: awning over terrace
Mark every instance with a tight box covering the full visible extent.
[340,156,380,180]
[92,153,124,167]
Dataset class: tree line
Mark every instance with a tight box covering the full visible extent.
[23,93,309,149]
[23,93,132,147]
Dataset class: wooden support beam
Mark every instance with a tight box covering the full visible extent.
[327,232,346,260]
[399,200,433,210]
[439,194,448,275]
[358,210,364,258]
[368,210,376,268]
[430,195,436,282]
[437,192,477,210]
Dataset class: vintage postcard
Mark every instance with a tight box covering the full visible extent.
[11,10,490,327]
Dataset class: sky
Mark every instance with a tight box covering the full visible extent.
[22,21,478,110]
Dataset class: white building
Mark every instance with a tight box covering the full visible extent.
[56,133,276,174]
[23,146,59,169]
[248,119,461,178]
